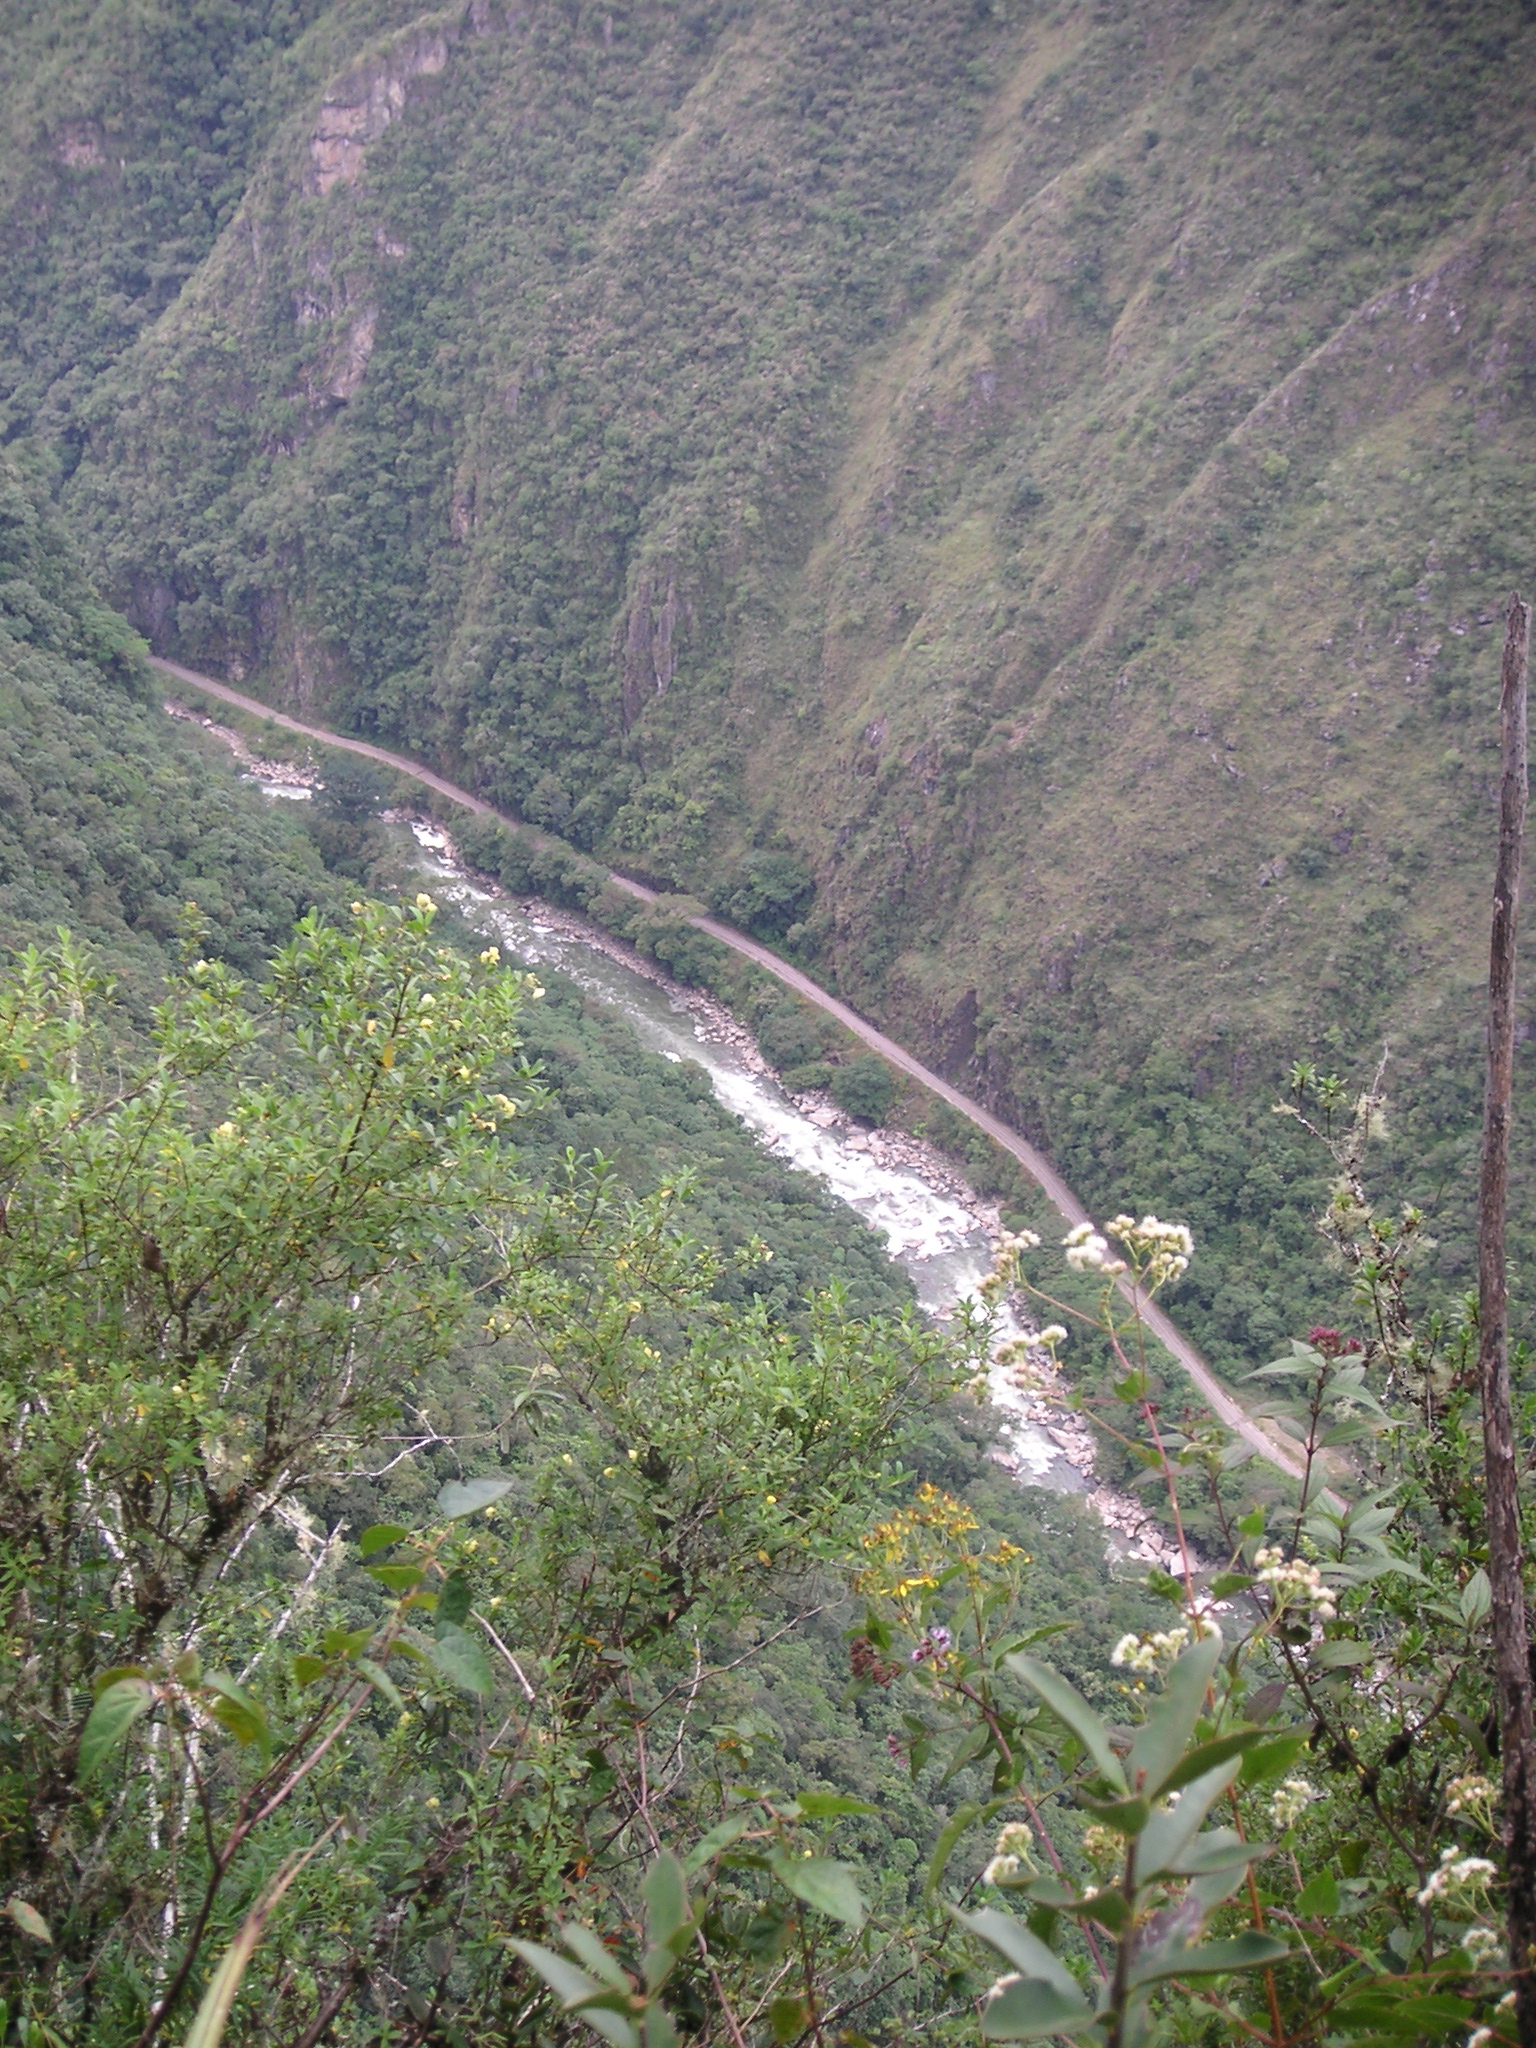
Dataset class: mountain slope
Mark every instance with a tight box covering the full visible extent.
[0,451,338,1003]
[7,0,1536,1365]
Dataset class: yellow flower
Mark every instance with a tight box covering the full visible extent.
[479,946,500,966]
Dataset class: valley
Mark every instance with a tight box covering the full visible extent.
[154,647,1310,1486]
[3,4,1534,2042]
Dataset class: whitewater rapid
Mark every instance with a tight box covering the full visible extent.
[403,824,1089,1496]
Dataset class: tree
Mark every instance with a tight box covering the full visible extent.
[831,1053,898,1125]
[0,898,964,2044]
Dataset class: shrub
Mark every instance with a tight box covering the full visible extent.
[831,1053,897,1124]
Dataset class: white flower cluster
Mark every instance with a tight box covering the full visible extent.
[1446,1772,1498,1820]
[999,1228,1041,1254]
[1112,1627,1189,1674]
[1460,1924,1503,1966]
[1080,1823,1121,1869]
[1270,1778,1319,1831]
[1108,1213,1194,1287]
[1063,1222,1127,1274]
[982,1821,1038,1887]
[1253,1547,1338,1623]
[1037,1323,1069,1349]
[1417,1846,1499,1907]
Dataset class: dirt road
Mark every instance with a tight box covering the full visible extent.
[151,654,1311,1487]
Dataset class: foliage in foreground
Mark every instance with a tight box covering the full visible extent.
[526,1097,1532,2047]
[1,909,1531,2047]
[0,904,970,2043]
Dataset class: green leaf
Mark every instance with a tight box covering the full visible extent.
[1004,1655,1125,1788]
[1137,1758,1243,1878]
[202,1674,270,1753]
[925,1799,1003,1897]
[90,1663,150,1699]
[507,1941,640,2048]
[291,1655,328,1688]
[1238,1732,1309,1785]
[561,1925,631,1993]
[5,1897,51,1944]
[322,1625,373,1659]
[1208,1572,1255,1599]
[981,1974,1097,2039]
[682,1814,751,1873]
[77,1677,153,1781]
[436,1476,515,1522]
[1129,1632,1222,1796]
[1072,1888,1131,1933]
[436,1570,473,1630]
[1157,1727,1270,1796]
[642,2006,680,2048]
[359,1523,409,1558]
[1130,1931,1288,1985]
[1297,1872,1339,1917]
[365,1562,426,1593]
[1314,1639,1373,1669]
[508,1939,604,2007]
[356,1658,404,1711]
[1460,1568,1492,1628]
[940,1721,992,1785]
[1173,1828,1269,1878]
[1320,1418,1375,1447]
[947,1906,1088,2004]
[791,1790,878,1818]
[429,1622,493,1698]
[1079,1793,1150,1836]
[772,1853,866,1928]
[1236,1508,1266,1538]
[642,1851,692,1958]
[769,1996,811,2044]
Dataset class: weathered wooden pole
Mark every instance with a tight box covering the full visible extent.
[1479,591,1536,2041]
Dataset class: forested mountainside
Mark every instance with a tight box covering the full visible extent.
[0,450,341,1006]
[4,0,1536,1364]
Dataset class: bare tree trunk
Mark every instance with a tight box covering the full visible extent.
[1479,592,1536,2044]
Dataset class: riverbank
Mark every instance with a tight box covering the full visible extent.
[412,818,1190,1575]
[148,651,1307,1491]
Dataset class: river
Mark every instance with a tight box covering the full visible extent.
[401,821,1192,1569]
[183,709,1191,1564]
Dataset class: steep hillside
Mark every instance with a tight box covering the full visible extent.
[0,451,339,1003]
[7,0,1536,1367]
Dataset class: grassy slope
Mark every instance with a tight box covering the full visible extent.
[6,0,1536,1370]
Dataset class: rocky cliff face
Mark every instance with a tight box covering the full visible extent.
[305,21,454,196]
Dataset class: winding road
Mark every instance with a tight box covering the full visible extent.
[151,654,1310,1487]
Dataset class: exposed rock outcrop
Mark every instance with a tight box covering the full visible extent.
[305,22,454,197]
[619,572,686,730]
